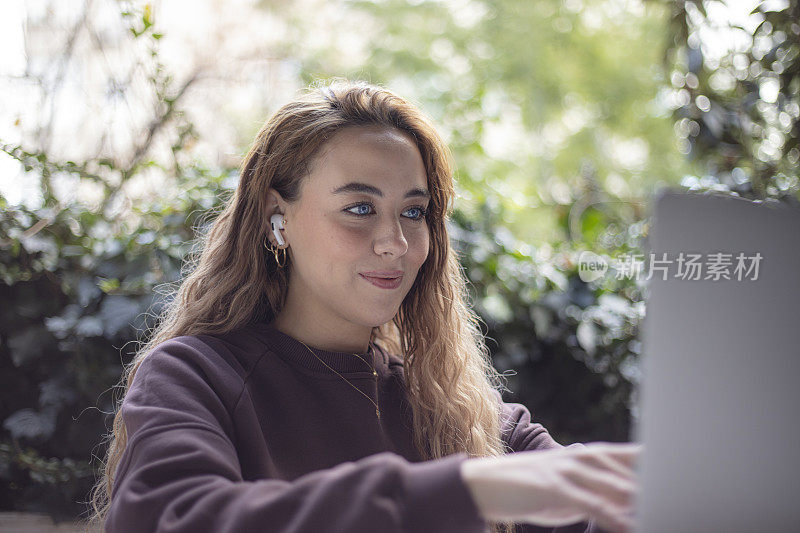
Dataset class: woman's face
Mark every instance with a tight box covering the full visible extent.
[269,125,431,333]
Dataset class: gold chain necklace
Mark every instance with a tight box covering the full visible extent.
[296,338,381,420]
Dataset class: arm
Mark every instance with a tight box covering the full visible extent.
[491,390,605,533]
[106,339,487,533]
[495,389,585,453]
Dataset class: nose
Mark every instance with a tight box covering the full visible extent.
[374,217,408,258]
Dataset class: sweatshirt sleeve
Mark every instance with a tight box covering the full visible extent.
[106,338,487,533]
[494,390,608,533]
[495,389,586,453]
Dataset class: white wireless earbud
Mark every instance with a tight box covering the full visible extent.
[270,213,286,247]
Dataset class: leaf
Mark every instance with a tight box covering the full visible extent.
[8,325,51,367]
[39,376,77,408]
[19,233,57,254]
[480,291,513,324]
[97,277,120,293]
[99,295,142,336]
[2,407,57,440]
[76,316,104,337]
[76,276,102,307]
[581,208,605,244]
[538,263,568,291]
[61,245,86,257]
[43,304,81,339]
[597,293,633,316]
[577,319,598,356]
[530,305,552,339]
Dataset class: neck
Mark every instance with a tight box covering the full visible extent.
[270,312,372,354]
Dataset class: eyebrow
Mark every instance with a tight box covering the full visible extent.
[331,181,431,200]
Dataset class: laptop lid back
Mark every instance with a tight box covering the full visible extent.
[632,189,800,532]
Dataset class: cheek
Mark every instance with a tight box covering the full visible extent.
[408,225,430,267]
[307,218,369,263]
[303,217,430,270]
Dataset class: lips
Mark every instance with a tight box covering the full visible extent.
[361,270,404,278]
[360,273,403,289]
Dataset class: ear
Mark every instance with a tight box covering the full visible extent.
[265,188,289,247]
[266,188,291,220]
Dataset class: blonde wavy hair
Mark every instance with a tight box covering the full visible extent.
[87,78,515,533]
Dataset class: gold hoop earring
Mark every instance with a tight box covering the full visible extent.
[264,236,287,268]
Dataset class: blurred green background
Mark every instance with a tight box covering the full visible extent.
[0,0,797,524]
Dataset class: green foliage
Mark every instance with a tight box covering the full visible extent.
[660,0,800,200]
[0,159,233,518]
[451,197,646,444]
[301,0,694,244]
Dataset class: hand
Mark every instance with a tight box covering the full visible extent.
[460,442,642,533]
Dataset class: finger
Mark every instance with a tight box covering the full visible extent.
[579,451,639,481]
[610,512,635,533]
[559,481,634,533]
[560,462,638,508]
[581,442,643,454]
[611,448,642,471]
[519,508,589,528]
[580,442,643,469]
[600,511,635,533]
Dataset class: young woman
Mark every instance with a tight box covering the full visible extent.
[88,79,641,533]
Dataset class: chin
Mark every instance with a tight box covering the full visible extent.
[359,308,400,329]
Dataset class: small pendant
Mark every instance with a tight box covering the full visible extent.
[376,408,381,419]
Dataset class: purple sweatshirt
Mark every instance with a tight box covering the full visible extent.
[106,321,603,533]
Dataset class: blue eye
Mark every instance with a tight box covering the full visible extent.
[349,204,372,216]
[344,202,428,221]
[405,207,425,219]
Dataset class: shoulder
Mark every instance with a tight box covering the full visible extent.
[116,336,247,483]
[147,324,273,378]
[131,333,256,414]
[373,342,407,382]
[142,335,239,377]
[367,339,404,369]
[383,348,404,369]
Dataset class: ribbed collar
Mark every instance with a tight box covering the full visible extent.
[251,321,388,376]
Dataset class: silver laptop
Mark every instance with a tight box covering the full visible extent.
[631,188,800,532]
